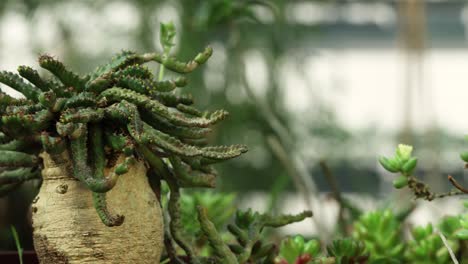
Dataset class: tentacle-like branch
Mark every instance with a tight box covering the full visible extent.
[169,156,216,188]
[116,65,153,80]
[69,125,118,193]
[92,192,124,227]
[17,66,50,92]
[197,206,238,264]
[0,150,38,167]
[140,46,213,73]
[63,92,98,109]
[0,139,31,151]
[0,71,40,101]
[0,167,40,185]
[38,55,87,92]
[40,133,67,155]
[100,87,227,128]
[60,108,104,123]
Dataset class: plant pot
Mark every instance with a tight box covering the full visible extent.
[31,152,164,263]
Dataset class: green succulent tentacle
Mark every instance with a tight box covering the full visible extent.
[68,124,118,193]
[100,87,227,128]
[60,108,105,123]
[0,139,31,151]
[38,54,87,92]
[137,144,199,263]
[0,71,41,101]
[140,46,213,73]
[153,92,193,107]
[17,66,50,92]
[0,167,40,185]
[92,192,124,227]
[116,65,153,79]
[140,110,212,140]
[169,156,216,188]
[0,150,38,167]
[197,206,238,264]
[40,133,67,155]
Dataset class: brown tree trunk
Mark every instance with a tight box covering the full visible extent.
[31,152,164,264]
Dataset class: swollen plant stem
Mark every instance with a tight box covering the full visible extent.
[437,229,459,264]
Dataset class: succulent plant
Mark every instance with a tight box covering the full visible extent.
[352,210,404,262]
[196,207,312,264]
[326,238,369,264]
[379,144,466,201]
[275,235,321,264]
[405,219,459,264]
[0,22,248,262]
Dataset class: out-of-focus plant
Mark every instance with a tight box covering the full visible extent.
[180,191,236,238]
[352,210,404,262]
[326,238,369,264]
[405,219,458,264]
[196,206,312,263]
[275,235,321,264]
[194,0,277,28]
[379,144,464,200]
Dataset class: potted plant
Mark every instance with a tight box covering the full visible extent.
[0,23,312,263]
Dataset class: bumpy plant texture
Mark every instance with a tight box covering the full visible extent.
[196,207,312,264]
[0,27,253,263]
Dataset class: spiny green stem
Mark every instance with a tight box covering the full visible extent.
[69,125,118,193]
[0,168,40,185]
[92,192,124,227]
[197,206,238,264]
[38,54,86,92]
[0,71,40,101]
[0,150,38,167]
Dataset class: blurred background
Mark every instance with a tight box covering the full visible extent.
[1,0,468,252]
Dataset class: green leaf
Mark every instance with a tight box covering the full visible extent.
[460,151,468,163]
[10,225,23,264]
[455,229,468,240]
[303,240,320,256]
[402,157,418,174]
[392,175,408,189]
[379,157,400,173]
